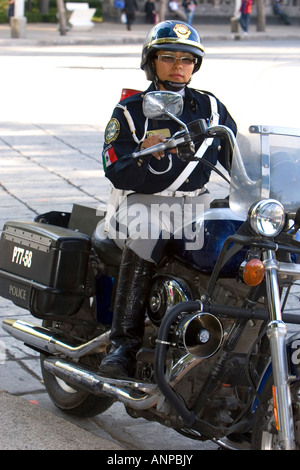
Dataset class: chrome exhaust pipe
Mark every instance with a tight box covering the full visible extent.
[2,318,110,358]
[2,318,161,409]
[3,318,202,413]
[42,355,202,411]
[43,356,160,410]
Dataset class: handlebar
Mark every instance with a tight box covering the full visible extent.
[132,130,188,159]
[132,120,238,161]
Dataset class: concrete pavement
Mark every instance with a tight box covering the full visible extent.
[0,17,299,47]
[0,390,123,450]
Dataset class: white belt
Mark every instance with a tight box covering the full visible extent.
[153,187,206,198]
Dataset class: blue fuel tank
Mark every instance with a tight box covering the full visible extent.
[176,207,246,276]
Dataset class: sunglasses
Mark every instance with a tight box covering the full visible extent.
[155,54,198,66]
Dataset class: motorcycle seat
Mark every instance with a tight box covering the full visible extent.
[92,221,122,267]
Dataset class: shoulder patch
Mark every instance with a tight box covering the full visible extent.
[105,118,120,144]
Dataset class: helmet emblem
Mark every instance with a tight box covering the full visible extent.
[173,24,191,39]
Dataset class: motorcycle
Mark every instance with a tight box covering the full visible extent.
[1,86,300,450]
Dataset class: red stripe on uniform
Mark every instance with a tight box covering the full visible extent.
[108,146,117,164]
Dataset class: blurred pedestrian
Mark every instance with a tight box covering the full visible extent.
[124,0,138,30]
[230,0,241,36]
[168,0,186,20]
[182,0,197,25]
[7,0,14,18]
[273,0,291,25]
[239,0,252,34]
[145,0,156,24]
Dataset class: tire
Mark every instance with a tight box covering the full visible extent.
[251,373,300,450]
[40,354,114,418]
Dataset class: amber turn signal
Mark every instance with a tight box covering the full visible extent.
[243,259,265,286]
[272,385,280,431]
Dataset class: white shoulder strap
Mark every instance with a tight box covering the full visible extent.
[166,93,219,192]
[117,103,148,144]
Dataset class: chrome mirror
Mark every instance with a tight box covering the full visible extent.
[143,91,183,120]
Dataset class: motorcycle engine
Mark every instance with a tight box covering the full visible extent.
[147,275,224,360]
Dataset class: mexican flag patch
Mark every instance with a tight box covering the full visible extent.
[102,144,117,170]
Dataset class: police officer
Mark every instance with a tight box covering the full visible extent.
[99,20,237,378]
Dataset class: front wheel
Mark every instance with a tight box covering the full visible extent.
[40,354,114,418]
[251,373,300,449]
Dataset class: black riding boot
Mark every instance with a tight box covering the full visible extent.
[99,246,153,378]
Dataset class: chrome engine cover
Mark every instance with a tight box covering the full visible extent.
[147,275,193,325]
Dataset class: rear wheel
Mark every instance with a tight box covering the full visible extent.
[40,353,114,417]
[40,312,114,418]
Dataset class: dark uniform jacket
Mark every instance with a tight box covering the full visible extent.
[102,83,237,194]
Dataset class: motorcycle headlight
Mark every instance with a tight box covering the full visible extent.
[248,199,286,237]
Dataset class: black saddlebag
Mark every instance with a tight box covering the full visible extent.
[0,221,91,319]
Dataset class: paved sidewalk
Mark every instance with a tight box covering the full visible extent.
[0,18,299,47]
[0,390,123,450]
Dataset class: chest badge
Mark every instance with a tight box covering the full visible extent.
[147,128,171,138]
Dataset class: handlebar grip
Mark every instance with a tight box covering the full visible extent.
[132,141,169,159]
[132,136,186,159]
